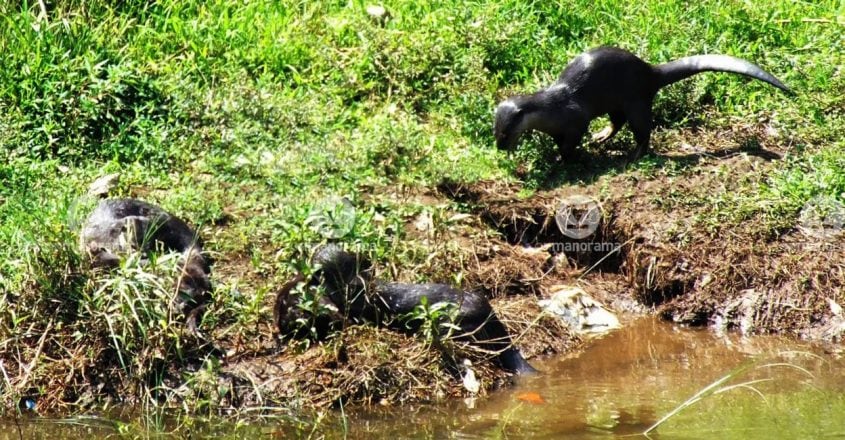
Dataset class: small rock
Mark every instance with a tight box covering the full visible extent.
[87,173,120,197]
[414,211,434,234]
[539,286,620,334]
[717,288,763,335]
[829,298,843,317]
[811,298,845,342]
[697,273,714,289]
[819,316,845,342]
[366,5,389,22]
[461,359,480,394]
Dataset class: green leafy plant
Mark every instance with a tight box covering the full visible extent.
[399,297,461,347]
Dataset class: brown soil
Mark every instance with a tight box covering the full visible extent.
[21,126,841,415]
[220,127,828,410]
[434,126,844,344]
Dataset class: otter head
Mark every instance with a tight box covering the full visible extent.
[175,250,212,314]
[494,98,529,150]
[310,244,374,312]
[311,244,373,291]
[85,244,122,269]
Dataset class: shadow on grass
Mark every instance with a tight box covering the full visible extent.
[519,135,782,190]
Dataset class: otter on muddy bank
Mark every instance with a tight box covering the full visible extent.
[494,46,792,159]
[80,198,212,335]
[274,244,537,374]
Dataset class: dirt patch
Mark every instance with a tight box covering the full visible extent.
[222,326,461,408]
[438,179,626,271]
[492,296,582,358]
[437,131,842,340]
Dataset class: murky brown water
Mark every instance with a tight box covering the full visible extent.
[5,317,845,439]
[333,317,845,439]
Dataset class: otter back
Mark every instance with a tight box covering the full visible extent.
[80,198,212,335]
[494,46,792,159]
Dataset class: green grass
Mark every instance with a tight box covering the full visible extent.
[0,0,844,416]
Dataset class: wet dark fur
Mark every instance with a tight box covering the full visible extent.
[80,198,212,335]
[494,46,792,158]
[274,244,536,374]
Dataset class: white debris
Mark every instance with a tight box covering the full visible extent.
[829,298,843,317]
[366,5,388,20]
[539,286,620,335]
[461,359,480,394]
[87,173,120,197]
[414,211,434,234]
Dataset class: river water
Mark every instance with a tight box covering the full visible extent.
[4,317,845,438]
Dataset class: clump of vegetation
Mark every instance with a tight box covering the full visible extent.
[80,251,206,389]
[399,297,461,347]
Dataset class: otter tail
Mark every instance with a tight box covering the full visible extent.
[500,348,538,375]
[654,54,792,94]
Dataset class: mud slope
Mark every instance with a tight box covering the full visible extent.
[439,128,845,341]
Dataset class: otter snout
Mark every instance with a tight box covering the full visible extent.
[493,99,524,151]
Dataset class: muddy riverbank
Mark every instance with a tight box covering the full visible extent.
[209,136,845,410]
[6,317,844,438]
[9,139,845,415]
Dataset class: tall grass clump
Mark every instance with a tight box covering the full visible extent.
[0,180,86,333]
[0,183,88,411]
[0,3,181,163]
[73,247,228,416]
[0,161,216,411]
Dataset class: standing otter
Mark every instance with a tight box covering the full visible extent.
[494,46,792,158]
[80,198,212,336]
[274,244,536,374]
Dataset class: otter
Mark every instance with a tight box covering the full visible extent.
[80,198,212,336]
[494,46,792,158]
[274,244,536,374]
